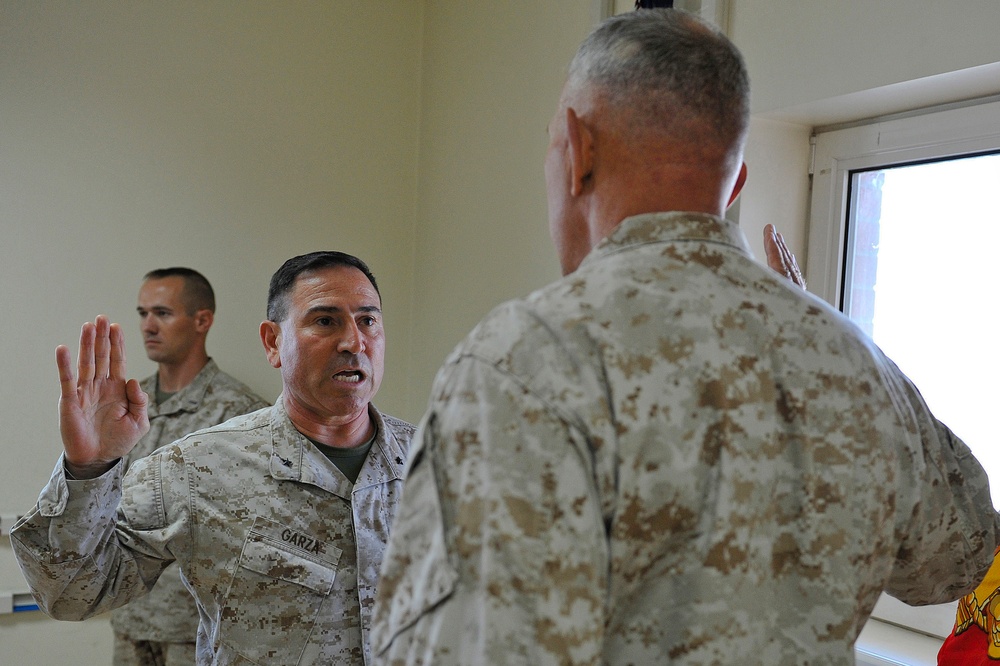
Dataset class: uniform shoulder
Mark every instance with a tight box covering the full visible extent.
[448,274,592,380]
[207,367,270,410]
[381,413,417,438]
[173,405,273,450]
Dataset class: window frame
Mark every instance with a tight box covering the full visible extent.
[808,96,1000,306]
[809,96,1000,648]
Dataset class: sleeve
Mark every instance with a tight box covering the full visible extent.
[884,369,1000,605]
[373,355,608,666]
[9,451,183,620]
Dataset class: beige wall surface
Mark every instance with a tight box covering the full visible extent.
[405,2,593,417]
[0,1,422,659]
[0,0,422,484]
[733,0,1000,121]
[3,0,1000,662]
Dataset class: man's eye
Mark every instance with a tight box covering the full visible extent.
[360,316,377,327]
[316,317,333,326]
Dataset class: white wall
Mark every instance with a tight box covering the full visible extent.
[738,117,812,266]
[733,0,1000,123]
[404,2,593,416]
[3,0,1000,662]
[0,1,422,660]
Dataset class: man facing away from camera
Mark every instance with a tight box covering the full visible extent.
[372,9,999,665]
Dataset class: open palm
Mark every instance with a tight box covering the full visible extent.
[57,316,149,479]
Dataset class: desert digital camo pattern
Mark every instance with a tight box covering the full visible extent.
[373,212,1000,665]
[12,400,414,665]
[112,359,269,645]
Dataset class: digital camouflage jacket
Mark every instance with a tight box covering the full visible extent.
[373,212,999,666]
[13,400,414,665]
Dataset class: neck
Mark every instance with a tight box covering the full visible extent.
[589,118,737,230]
[283,397,375,449]
[157,352,210,393]
[606,165,731,222]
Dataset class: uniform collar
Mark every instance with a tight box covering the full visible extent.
[579,211,753,271]
[142,358,220,419]
[267,398,407,498]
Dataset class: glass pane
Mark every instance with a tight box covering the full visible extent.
[845,153,1000,507]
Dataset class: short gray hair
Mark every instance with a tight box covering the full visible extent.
[567,9,750,152]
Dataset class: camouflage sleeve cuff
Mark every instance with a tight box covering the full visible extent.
[37,453,125,519]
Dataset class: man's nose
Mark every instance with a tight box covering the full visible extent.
[337,321,365,354]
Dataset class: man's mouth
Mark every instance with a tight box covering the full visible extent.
[333,370,364,384]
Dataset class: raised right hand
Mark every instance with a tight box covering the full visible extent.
[56,315,150,479]
[763,224,806,289]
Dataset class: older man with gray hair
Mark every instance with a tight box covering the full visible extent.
[372,9,999,665]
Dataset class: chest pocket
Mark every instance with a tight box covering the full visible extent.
[218,516,342,664]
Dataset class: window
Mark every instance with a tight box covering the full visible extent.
[809,97,1000,657]
[843,154,1000,490]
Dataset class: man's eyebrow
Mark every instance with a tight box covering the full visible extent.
[136,305,172,312]
[305,304,382,316]
[305,305,343,316]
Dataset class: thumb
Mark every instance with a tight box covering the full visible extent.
[125,379,149,424]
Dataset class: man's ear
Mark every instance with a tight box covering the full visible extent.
[566,107,595,197]
[726,161,748,208]
[193,309,214,334]
[259,321,282,369]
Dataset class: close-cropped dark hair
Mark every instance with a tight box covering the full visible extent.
[266,251,380,322]
[143,267,216,314]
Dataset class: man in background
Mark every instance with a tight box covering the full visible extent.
[112,267,268,665]
[372,9,999,664]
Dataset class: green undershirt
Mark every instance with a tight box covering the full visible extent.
[155,387,176,406]
[310,433,375,484]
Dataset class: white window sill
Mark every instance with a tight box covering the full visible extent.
[855,618,944,666]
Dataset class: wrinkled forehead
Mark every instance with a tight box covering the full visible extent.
[293,265,381,308]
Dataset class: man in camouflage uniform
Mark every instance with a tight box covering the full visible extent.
[12,252,413,665]
[372,9,1000,665]
[112,267,268,665]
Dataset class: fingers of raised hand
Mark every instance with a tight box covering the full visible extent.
[125,379,150,432]
[109,322,127,382]
[93,315,112,381]
[779,241,806,288]
[69,316,124,393]
[76,321,97,384]
[763,224,806,289]
[763,224,783,266]
[789,259,805,287]
[56,344,77,400]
